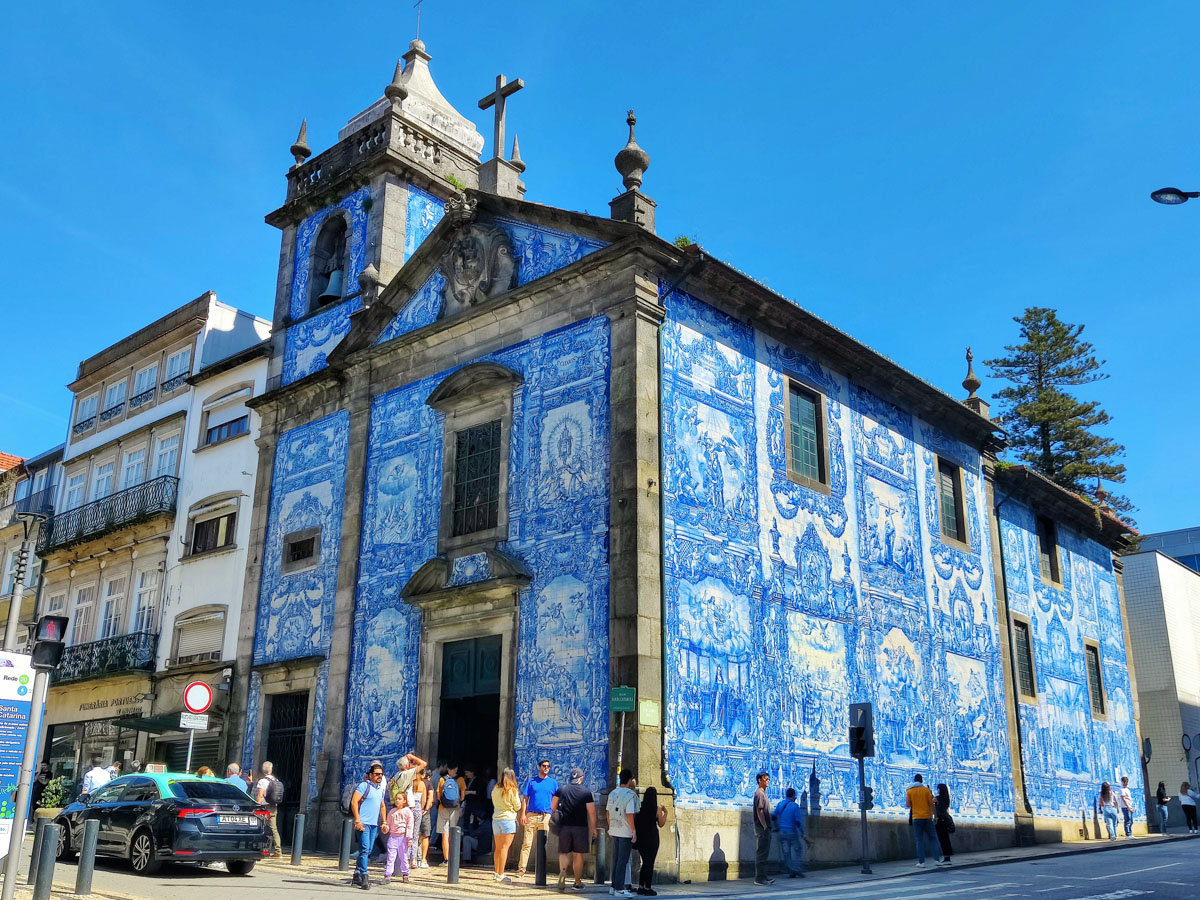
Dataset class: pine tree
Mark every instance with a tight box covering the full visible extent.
[985,307,1133,521]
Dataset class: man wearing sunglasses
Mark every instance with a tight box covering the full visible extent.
[518,759,558,877]
[351,762,391,889]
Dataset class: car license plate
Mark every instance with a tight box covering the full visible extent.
[219,815,253,825]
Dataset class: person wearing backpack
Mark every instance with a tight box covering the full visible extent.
[436,762,466,864]
[351,762,390,890]
[255,761,285,858]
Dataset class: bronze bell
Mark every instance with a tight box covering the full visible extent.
[317,268,345,304]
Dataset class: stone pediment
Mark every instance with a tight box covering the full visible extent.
[402,548,532,607]
[329,193,636,362]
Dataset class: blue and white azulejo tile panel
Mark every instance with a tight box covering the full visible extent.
[405,185,445,262]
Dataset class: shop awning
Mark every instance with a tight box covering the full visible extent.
[111,709,224,735]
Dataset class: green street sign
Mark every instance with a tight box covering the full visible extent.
[610,686,636,713]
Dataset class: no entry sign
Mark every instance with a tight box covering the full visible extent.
[183,681,213,714]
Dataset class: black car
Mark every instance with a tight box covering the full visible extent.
[55,773,269,875]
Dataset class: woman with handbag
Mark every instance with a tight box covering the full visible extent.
[934,783,955,866]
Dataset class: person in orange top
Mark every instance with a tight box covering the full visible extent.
[905,773,937,867]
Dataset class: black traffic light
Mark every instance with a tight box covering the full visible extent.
[860,785,875,810]
[849,702,875,758]
[30,615,68,671]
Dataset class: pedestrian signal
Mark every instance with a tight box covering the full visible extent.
[30,615,69,670]
[848,702,875,757]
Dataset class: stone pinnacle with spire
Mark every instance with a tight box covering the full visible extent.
[614,110,650,190]
[961,347,989,418]
[609,109,656,233]
[290,119,312,167]
[509,135,525,173]
[385,59,408,106]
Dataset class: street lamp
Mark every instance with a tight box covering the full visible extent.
[1150,187,1200,205]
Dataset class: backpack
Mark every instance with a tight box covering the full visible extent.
[339,782,358,818]
[440,776,460,809]
[265,776,285,806]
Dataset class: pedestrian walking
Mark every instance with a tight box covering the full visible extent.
[436,763,466,864]
[752,771,774,886]
[772,787,806,878]
[382,793,414,885]
[1179,782,1198,834]
[1155,782,1170,833]
[1100,782,1119,840]
[633,785,666,895]
[905,773,937,867]
[933,783,954,866]
[518,758,558,878]
[350,761,390,890]
[552,767,596,893]
[1119,775,1135,837]
[607,770,640,897]
[255,762,285,857]
[491,767,521,882]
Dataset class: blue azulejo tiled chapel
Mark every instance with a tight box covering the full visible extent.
[228,38,1144,877]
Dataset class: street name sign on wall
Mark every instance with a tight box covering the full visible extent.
[0,652,35,861]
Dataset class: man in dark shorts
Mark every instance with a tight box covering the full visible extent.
[551,767,596,892]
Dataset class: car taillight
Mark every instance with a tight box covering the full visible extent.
[254,810,270,817]
[177,808,216,818]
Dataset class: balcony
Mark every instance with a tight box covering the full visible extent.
[0,486,56,530]
[160,373,188,394]
[71,416,96,436]
[99,402,125,424]
[38,475,178,553]
[51,631,158,684]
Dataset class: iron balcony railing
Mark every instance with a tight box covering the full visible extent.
[99,401,125,423]
[128,387,155,410]
[72,416,96,436]
[160,372,188,394]
[51,630,158,684]
[0,486,57,529]
[38,475,178,553]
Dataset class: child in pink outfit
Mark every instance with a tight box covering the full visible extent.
[384,801,414,882]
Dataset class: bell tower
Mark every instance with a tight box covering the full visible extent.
[264,40,486,388]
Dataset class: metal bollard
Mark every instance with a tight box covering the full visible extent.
[446,825,461,884]
[338,817,354,870]
[32,824,58,900]
[27,817,48,885]
[75,819,100,896]
[291,813,305,865]
[593,826,607,884]
[535,829,547,886]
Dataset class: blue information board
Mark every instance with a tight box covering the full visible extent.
[0,652,34,860]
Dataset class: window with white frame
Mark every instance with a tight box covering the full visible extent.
[71,585,97,644]
[172,608,226,665]
[133,364,158,398]
[132,570,159,633]
[31,469,47,494]
[64,473,86,510]
[46,592,67,616]
[14,479,30,501]
[75,394,98,425]
[90,462,115,501]
[99,576,127,639]
[153,434,180,477]
[164,348,191,384]
[1,551,17,596]
[200,386,252,448]
[103,380,127,413]
[120,449,146,490]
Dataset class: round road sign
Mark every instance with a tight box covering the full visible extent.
[184,681,213,714]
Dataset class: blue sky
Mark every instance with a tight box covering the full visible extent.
[1,2,1195,531]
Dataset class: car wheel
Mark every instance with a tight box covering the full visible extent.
[128,829,161,875]
[54,821,75,861]
[226,860,256,875]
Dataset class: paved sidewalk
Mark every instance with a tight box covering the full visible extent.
[253,830,1196,897]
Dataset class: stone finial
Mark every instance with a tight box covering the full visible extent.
[358,262,382,291]
[509,135,526,174]
[615,110,650,191]
[1095,473,1108,506]
[385,59,408,106]
[290,119,312,166]
[963,347,981,399]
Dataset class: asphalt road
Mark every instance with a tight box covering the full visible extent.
[11,838,1199,899]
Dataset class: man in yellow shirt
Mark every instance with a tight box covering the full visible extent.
[905,773,937,867]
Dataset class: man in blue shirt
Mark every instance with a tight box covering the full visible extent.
[517,759,558,877]
[224,763,249,793]
[351,761,390,889]
[773,787,807,878]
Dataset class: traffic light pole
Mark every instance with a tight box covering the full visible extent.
[857,754,871,875]
[1,668,49,900]
[2,537,32,651]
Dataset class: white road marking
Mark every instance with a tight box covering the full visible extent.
[1061,890,1151,900]
[1087,862,1180,880]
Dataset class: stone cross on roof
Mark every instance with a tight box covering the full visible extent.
[478,74,524,162]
